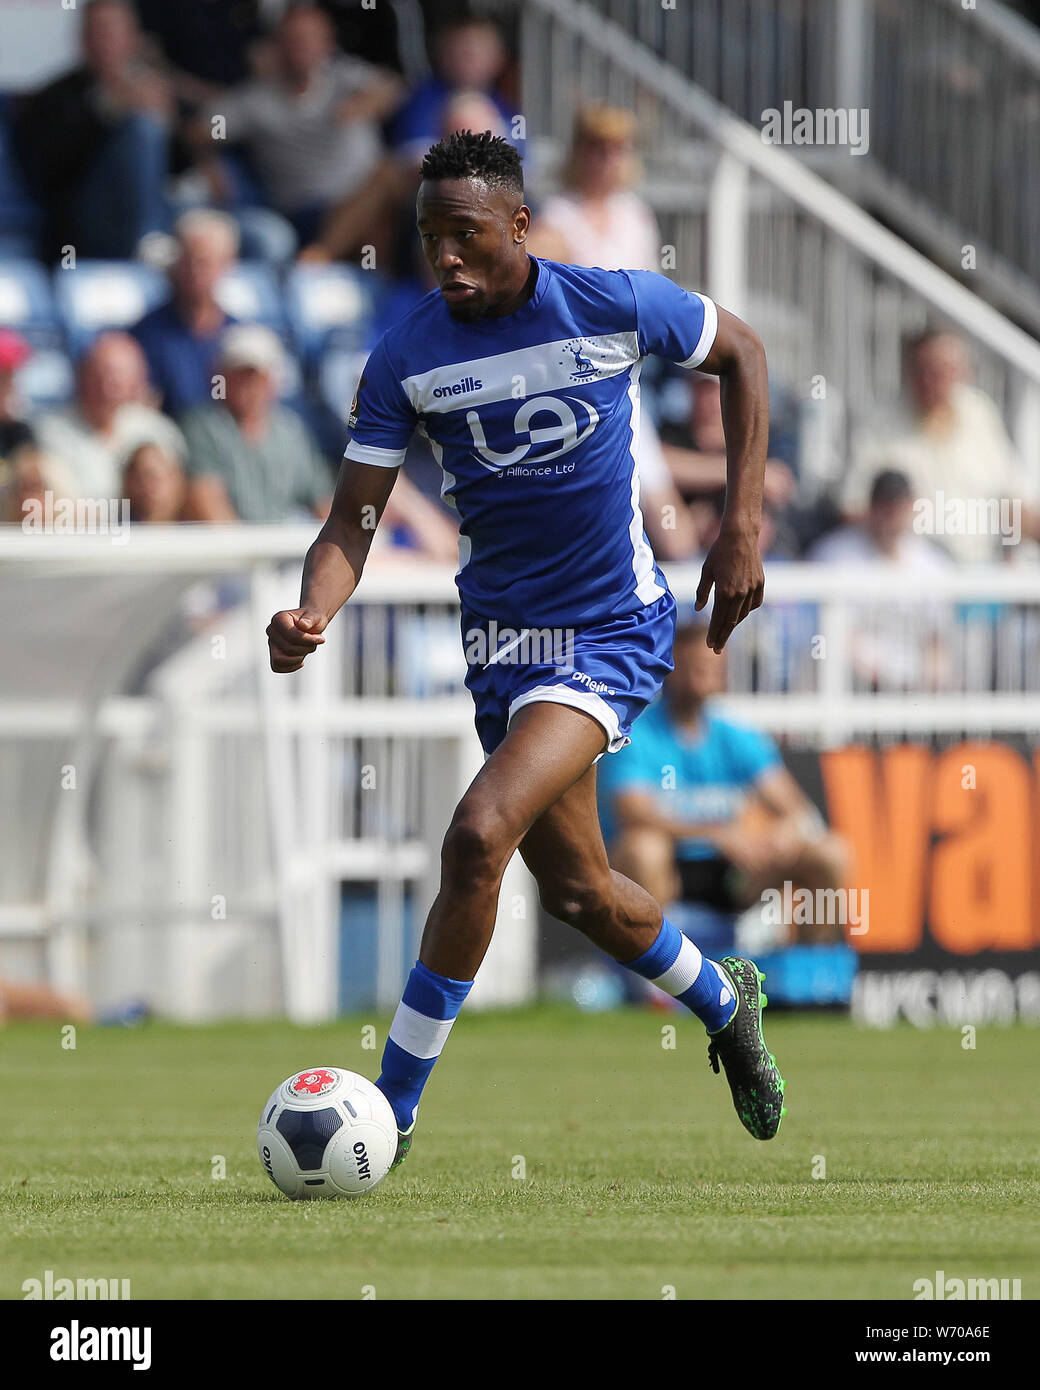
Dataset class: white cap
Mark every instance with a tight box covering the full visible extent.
[218,324,286,376]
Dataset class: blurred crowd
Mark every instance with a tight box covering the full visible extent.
[0,0,1035,583]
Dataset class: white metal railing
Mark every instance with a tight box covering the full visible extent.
[3,527,1040,1021]
[572,0,1040,325]
[509,0,1040,499]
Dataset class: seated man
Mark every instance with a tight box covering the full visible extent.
[178,324,333,522]
[34,332,185,501]
[132,209,239,416]
[196,3,401,243]
[598,612,849,942]
[809,467,953,691]
[13,0,171,260]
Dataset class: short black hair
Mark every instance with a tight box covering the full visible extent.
[869,468,912,507]
[421,130,524,197]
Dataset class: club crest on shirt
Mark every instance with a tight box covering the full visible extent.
[560,339,598,381]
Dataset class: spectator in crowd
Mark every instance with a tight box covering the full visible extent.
[0,331,35,463]
[659,374,799,554]
[197,4,402,244]
[841,328,1040,562]
[0,450,76,525]
[598,613,849,941]
[13,0,171,260]
[810,467,951,571]
[134,0,266,96]
[179,324,333,522]
[122,441,187,523]
[528,104,661,271]
[388,14,513,166]
[661,374,797,511]
[35,333,184,500]
[298,89,509,267]
[133,209,238,416]
[811,468,953,691]
[316,0,405,73]
[179,323,457,555]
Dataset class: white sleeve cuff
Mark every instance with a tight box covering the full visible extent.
[677,293,719,369]
[343,441,408,469]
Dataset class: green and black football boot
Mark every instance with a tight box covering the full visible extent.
[706,956,787,1140]
[391,1123,414,1170]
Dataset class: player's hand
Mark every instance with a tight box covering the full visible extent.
[267,608,328,673]
[695,523,764,653]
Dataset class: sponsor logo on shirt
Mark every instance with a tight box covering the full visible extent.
[433,376,484,399]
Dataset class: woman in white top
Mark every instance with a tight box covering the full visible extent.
[529,104,661,272]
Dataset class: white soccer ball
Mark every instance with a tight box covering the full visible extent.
[257,1067,397,1200]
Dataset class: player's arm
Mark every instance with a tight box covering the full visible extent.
[268,337,417,672]
[694,307,769,653]
[267,459,398,673]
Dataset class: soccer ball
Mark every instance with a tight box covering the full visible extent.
[257,1067,397,1200]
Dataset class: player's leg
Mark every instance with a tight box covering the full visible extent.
[519,765,786,1140]
[607,824,681,915]
[375,701,611,1152]
[518,767,739,1026]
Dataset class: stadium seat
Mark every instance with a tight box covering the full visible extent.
[283,264,375,363]
[316,344,369,423]
[276,342,303,401]
[14,346,74,408]
[52,260,167,355]
[214,261,287,333]
[0,258,60,348]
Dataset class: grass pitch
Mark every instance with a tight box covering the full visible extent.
[1,1007,1037,1300]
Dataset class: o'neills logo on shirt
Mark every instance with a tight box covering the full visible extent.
[433,376,483,398]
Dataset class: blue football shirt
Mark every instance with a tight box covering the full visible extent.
[597,699,782,859]
[343,258,718,627]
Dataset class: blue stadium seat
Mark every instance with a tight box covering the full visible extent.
[316,344,369,423]
[276,342,303,402]
[283,264,374,363]
[0,258,60,348]
[52,260,167,355]
[214,261,286,333]
[14,347,74,409]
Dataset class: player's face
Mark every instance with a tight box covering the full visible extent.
[417,179,531,321]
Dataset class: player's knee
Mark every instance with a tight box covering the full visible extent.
[441,805,514,885]
[538,876,614,932]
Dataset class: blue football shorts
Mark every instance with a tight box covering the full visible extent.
[461,590,677,757]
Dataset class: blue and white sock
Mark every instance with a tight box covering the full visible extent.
[622,918,737,1033]
[376,960,474,1130]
